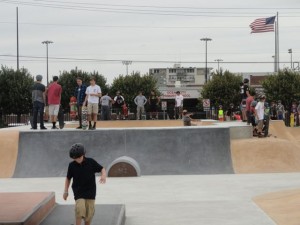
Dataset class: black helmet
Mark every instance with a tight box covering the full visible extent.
[243,78,249,83]
[69,143,85,159]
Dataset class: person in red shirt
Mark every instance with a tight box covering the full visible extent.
[46,76,62,129]
[246,91,255,125]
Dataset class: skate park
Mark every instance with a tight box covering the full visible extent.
[1,120,300,225]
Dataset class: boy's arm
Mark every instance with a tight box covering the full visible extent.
[63,177,71,200]
[99,168,107,184]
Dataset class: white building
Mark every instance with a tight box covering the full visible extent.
[149,64,212,100]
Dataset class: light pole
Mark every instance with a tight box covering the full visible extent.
[200,38,212,83]
[122,61,132,75]
[42,40,53,85]
[272,55,276,72]
[214,59,223,72]
[288,49,293,69]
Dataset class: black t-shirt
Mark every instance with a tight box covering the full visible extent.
[243,84,249,99]
[149,95,158,105]
[67,157,103,200]
[114,96,124,108]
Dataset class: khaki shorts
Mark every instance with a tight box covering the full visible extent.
[48,104,60,116]
[87,103,99,114]
[75,199,95,222]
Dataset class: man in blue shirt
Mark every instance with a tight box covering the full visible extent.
[74,77,87,129]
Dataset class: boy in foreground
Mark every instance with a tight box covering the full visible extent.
[63,143,106,225]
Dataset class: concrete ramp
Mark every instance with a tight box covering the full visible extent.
[13,127,233,177]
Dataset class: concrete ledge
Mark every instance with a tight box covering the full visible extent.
[41,204,126,225]
[229,126,253,139]
[0,192,55,225]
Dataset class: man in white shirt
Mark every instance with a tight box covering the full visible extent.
[175,91,184,119]
[84,77,102,130]
[255,95,266,137]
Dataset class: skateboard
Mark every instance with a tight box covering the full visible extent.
[82,106,88,130]
[69,96,77,120]
[58,106,65,129]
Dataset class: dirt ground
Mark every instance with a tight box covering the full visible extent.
[254,189,300,225]
[0,131,19,178]
[65,119,208,128]
[231,121,300,173]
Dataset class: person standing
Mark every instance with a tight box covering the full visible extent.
[84,77,101,130]
[113,91,125,120]
[148,90,160,120]
[246,92,255,125]
[63,143,106,225]
[241,78,250,100]
[255,95,266,138]
[134,91,147,120]
[74,77,87,129]
[46,76,62,129]
[175,91,184,119]
[276,100,285,120]
[31,75,47,130]
[100,92,112,120]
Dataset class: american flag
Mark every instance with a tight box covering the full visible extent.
[250,16,276,33]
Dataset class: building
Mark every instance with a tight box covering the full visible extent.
[149,64,212,101]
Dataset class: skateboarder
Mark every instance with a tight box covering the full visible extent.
[46,76,62,129]
[63,143,106,225]
[83,77,101,130]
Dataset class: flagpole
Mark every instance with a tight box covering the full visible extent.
[276,12,279,72]
[275,20,277,72]
[16,7,19,71]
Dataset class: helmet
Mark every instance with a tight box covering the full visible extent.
[36,74,43,81]
[243,78,249,83]
[69,143,85,159]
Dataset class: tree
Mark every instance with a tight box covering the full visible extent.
[58,68,109,111]
[0,66,34,122]
[262,69,300,110]
[200,70,242,111]
[110,72,158,111]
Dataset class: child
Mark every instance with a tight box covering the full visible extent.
[63,143,106,225]
[182,110,198,126]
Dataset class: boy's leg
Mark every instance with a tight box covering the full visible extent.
[92,103,98,128]
[84,199,95,225]
[75,199,86,225]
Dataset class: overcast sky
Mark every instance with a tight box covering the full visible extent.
[0,0,300,84]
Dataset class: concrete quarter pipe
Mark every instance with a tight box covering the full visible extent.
[13,127,234,178]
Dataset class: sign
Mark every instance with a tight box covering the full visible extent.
[161,101,167,111]
[159,89,200,99]
[203,99,210,108]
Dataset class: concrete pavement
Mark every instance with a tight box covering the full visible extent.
[2,173,300,225]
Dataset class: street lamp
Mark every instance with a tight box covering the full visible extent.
[214,59,223,72]
[122,61,132,75]
[200,38,212,83]
[42,40,53,86]
[288,48,293,69]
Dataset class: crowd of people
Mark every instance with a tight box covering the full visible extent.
[31,75,166,130]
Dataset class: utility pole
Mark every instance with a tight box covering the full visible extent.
[16,7,19,71]
[42,40,53,86]
[288,49,293,69]
[214,59,223,72]
[122,61,132,75]
[200,38,212,83]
